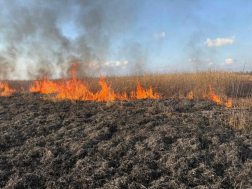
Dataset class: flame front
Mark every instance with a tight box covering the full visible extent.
[29,64,160,102]
[0,81,16,96]
[130,80,160,99]
[30,76,58,94]
[209,84,221,105]
[0,64,232,108]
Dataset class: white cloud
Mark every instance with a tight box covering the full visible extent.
[102,61,129,67]
[209,62,213,66]
[204,36,235,47]
[247,25,252,30]
[104,61,110,66]
[188,58,196,62]
[116,61,121,66]
[152,32,165,39]
[188,58,211,63]
[225,58,236,64]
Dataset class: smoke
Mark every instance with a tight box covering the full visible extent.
[0,0,143,80]
[184,30,217,71]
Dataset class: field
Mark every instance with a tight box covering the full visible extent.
[1,71,252,188]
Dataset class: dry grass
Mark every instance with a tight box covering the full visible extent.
[103,70,252,107]
[102,70,252,132]
[79,71,252,132]
[4,70,252,131]
[5,70,252,108]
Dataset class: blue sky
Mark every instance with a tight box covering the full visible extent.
[119,0,252,72]
[0,0,252,79]
[59,0,252,72]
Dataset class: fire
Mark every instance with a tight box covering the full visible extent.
[0,64,232,108]
[208,84,232,107]
[209,84,221,105]
[0,81,16,96]
[188,91,193,99]
[176,85,232,107]
[29,75,58,94]
[131,80,160,99]
[29,63,160,102]
[225,98,232,108]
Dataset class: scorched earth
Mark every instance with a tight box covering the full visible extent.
[0,93,252,188]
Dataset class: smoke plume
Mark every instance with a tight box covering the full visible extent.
[0,0,143,80]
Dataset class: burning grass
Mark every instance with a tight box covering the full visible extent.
[28,63,160,102]
[2,66,252,131]
[0,81,16,97]
[2,66,252,108]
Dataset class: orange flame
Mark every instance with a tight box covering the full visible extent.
[0,81,16,96]
[131,80,160,99]
[225,98,232,108]
[209,84,221,105]
[208,84,222,105]
[188,91,193,99]
[29,75,58,94]
[1,64,231,108]
[29,64,160,102]
[182,86,232,108]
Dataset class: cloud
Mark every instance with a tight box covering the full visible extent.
[103,61,129,67]
[152,32,165,39]
[204,36,235,47]
[209,62,213,66]
[188,58,196,62]
[188,58,211,63]
[104,62,110,66]
[225,58,236,64]
[247,25,252,30]
[116,61,121,66]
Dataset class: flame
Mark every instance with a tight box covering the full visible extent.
[29,63,160,102]
[188,91,193,99]
[131,80,160,99]
[208,84,221,105]
[1,64,232,108]
[181,86,232,108]
[208,84,232,107]
[0,81,16,96]
[29,75,58,94]
[225,98,232,108]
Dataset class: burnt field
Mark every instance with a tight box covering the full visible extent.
[1,93,252,188]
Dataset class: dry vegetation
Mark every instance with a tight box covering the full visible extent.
[106,71,252,104]
[1,70,252,188]
[6,70,252,99]
[4,70,252,132]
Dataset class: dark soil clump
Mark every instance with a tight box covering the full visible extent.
[0,94,252,188]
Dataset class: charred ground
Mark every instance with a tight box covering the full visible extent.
[0,94,252,188]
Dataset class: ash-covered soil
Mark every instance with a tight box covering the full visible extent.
[0,94,252,189]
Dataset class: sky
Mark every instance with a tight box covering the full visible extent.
[0,0,251,79]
